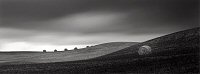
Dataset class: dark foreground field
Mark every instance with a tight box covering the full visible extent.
[0,27,199,74]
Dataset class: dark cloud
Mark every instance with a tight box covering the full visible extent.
[1,0,198,30]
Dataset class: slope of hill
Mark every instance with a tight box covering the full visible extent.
[0,42,137,64]
[94,27,199,60]
[0,27,199,74]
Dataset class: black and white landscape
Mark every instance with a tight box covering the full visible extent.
[0,0,199,74]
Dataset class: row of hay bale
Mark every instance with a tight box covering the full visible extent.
[42,45,153,55]
[43,46,90,52]
[43,48,75,52]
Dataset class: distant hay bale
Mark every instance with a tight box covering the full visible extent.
[64,48,68,51]
[138,45,152,55]
[86,46,90,48]
[43,50,46,52]
[74,47,78,50]
[54,49,57,52]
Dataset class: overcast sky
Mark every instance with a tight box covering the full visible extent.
[0,0,199,51]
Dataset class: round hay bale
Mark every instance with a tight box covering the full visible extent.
[43,50,46,52]
[64,48,68,51]
[54,49,57,52]
[138,45,152,55]
[86,46,90,48]
[74,47,78,50]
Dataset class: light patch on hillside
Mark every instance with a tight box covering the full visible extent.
[0,42,90,52]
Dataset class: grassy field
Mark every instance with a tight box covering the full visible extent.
[0,27,199,74]
[0,42,137,65]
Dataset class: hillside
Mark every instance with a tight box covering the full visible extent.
[94,27,199,59]
[0,27,199,74]
[0,42,137,64]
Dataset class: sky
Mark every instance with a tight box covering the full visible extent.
[0,0,199,51]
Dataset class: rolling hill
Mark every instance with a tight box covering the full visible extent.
[94,27,199,60]
[0,27,199,74]
[0,42,138,64]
